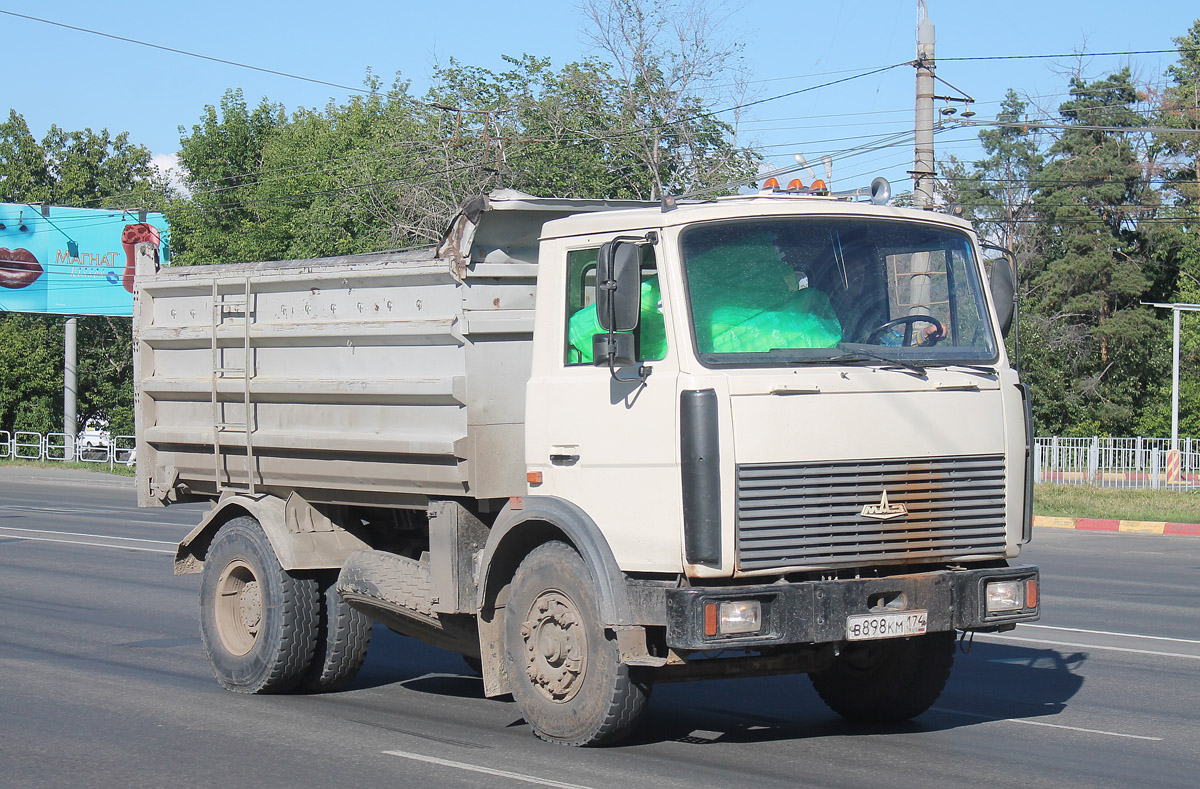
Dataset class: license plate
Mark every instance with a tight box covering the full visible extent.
[846,611,928,641]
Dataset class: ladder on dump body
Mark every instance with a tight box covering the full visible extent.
[211,277,256,494]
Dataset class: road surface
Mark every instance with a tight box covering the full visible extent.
[1,468,1196,788]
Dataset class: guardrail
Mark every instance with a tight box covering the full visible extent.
[1,429,136,469]
[1035,436,1200,490]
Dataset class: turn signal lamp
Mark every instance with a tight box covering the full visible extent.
[762,177,780,190]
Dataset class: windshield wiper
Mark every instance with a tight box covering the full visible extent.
[826,350,926,376]
[943,363,997,375]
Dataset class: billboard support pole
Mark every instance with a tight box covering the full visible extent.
[64,316,77,461]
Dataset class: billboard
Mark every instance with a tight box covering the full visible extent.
[0,204,169,317]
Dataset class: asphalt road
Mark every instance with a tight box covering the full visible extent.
[2,468,1197,788]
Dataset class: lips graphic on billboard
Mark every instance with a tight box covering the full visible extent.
[121,223,161,294]
[0,247,43,289]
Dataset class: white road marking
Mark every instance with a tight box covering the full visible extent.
[933,707,1163,741]
[382,750,595,789]
[977,633,1200,661]
[1021,623,1200,646]
[0,525,175,545]
[0,527,175,554]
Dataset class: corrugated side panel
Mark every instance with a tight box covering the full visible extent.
[736,455,1007,571]
[137,253,534,505]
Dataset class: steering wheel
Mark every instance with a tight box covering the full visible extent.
[868,315,945,347]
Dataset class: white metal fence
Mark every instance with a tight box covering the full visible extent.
[0,429,135,470]
[6,429,1195,487]
[1035,436,1200,490]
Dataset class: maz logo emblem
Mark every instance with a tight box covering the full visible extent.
[861,490,908,521]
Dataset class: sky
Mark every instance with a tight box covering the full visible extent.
[2,1,1198,198]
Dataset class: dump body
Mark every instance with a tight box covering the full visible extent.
[135,193,647,508]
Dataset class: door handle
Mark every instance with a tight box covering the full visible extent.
[550,453,580,465]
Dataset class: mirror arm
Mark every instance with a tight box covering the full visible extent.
[608,356,652,384]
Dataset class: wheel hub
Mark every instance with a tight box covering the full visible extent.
[239,581,262,630]
[519,591,585,702]
[214,559,261,656]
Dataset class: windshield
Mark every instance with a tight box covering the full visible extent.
[679,217,998,368]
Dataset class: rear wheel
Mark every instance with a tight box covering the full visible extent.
[199,516,319,693]
[503,542,650,746]
[299,577,372,692]
[810,631,955,722]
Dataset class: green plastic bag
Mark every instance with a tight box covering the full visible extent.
[685,231,841,353]
[569,278,667,363]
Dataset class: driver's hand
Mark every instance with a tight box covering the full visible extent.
[918,324,945,346]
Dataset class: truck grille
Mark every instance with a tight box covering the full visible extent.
[736,455,1007,571]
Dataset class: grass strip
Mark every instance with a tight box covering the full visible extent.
[0,457,135,477]
[1034,483,1200,524]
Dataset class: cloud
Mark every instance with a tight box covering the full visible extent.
[151,152,189,196]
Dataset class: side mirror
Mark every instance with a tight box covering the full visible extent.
[984,247,1016,338]
[596,240,641,333]
[593,332,637,367]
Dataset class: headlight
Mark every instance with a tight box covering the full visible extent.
[718,600,762,634]
[704,599,763,635]
[986,580,1024,612]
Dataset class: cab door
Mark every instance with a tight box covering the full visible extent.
[526,237,684,574]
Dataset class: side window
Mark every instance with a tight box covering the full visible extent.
[564,245,667,365]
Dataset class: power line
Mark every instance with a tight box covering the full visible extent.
[938,47,1200,63]
[955,119,1200,135]
[0,9,375,96]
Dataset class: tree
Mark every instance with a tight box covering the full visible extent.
[941,91,1045,258]
[581,0,757,199]
[168,43,760,264]
[1137,19,1200,436]
[1025,69,1167,434]
[168,89,286,265]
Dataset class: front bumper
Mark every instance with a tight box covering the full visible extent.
[665,565,1039,650]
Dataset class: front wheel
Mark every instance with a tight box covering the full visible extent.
[503,542,651,746]
[809,631,955,722]
[199,516,320,693]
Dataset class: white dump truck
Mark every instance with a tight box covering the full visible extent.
[135,183,1039,746]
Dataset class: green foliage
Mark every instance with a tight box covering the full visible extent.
[0,108,168,209]
[1024,70,1168,434]
[168,50,759,265]
[0,314,62,433]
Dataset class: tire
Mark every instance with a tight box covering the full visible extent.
[503,542,651,746]
[299,577,372,692]
[809,631,956,723]
[199,516,320,694]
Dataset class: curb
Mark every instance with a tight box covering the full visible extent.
[1033,515,1200,536]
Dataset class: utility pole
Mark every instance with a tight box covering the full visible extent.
[64,316,77,461]
[907,1,936,319]
[913,0,936,208]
